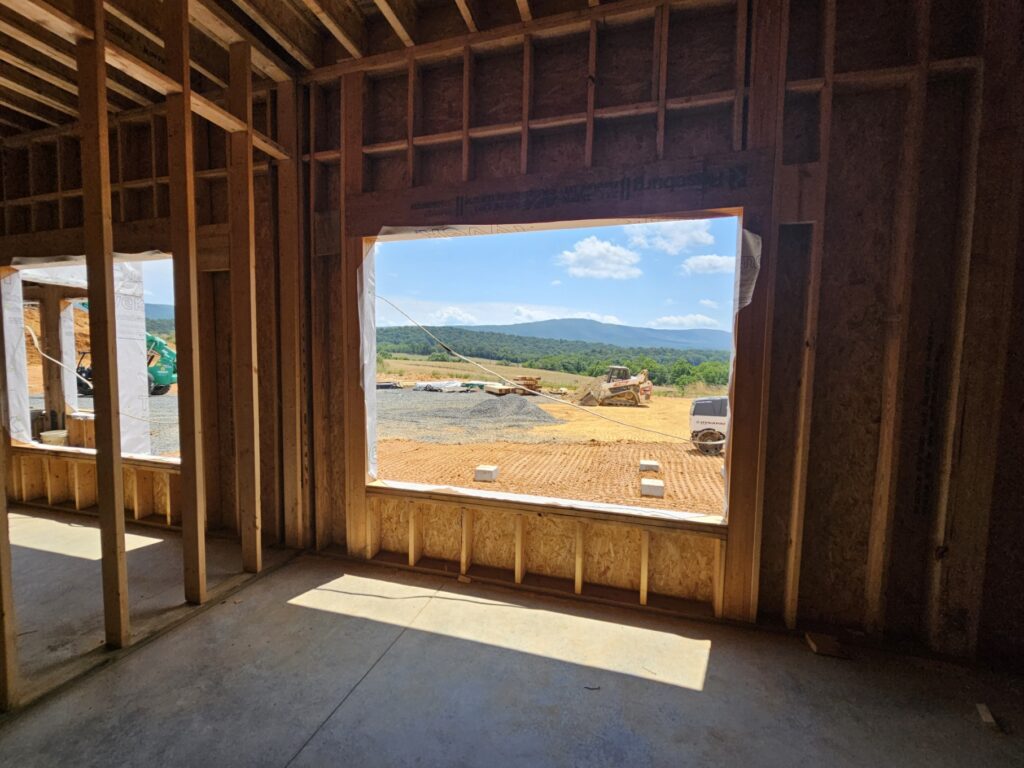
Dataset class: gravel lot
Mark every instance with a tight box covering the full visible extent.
[375,388,562,444]
[31,394,181,456]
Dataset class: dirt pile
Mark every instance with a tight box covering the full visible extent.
[466,394,558,423]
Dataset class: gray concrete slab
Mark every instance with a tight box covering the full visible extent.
[8,506,290,699]
[0,554,1021,767]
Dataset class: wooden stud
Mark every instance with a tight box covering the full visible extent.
[164,0,207,604]
[408,504,421,566]
[277,80,308,549]
[520,35,532,174]
[864,0,930,635]
[45,457,70,505]
[514,514,525,584]
[341,72,369,556]
[74,0,129,649]
[574,520,584,594]
[461,45,471,181]
[713,539,725,618]
[0,284,18,711]
[731,0,748,150]
[783,0,836,631]
[38,286,64,429]
[515,0,532,23]
[654,1,669,159]
[460,507,474,575]
[73,462,97,509]
[374,0,416,47]
[640,529,649,605]
[584,20,597,167]
[228,41,262,574]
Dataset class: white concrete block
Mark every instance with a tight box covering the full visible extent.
[640,478,665,498]
[639,459,661,473]
[475,465,499,482]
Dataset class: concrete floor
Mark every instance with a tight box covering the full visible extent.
[7,506,291,699]
[0,554,1021,767]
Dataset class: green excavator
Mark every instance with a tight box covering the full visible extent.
[76,333,177,397]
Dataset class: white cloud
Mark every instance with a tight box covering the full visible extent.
[430,306,478,325]
[649,314,721,329]
[511,305,621,325]
[626,220,714,255]
[699,298,719,309]
[681,254,735,274]
[556,236,642,280]
[572,311,622,324]
[550,279,561,286]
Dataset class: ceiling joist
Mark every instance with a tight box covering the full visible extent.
[516,0,532,23]
[2,0,91,42]
[0,88,64,126]
[374,0,416,47]
[454,0,478,33]
[226,0,322,70]
[0,64,78,117]
[188,0,293,82]
[300,0,364,59]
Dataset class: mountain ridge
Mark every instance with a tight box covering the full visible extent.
[464,318,731,351]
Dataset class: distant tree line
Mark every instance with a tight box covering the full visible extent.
[377,326,730,389]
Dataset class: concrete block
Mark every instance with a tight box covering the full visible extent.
[640,478,665,498]
[475,465,499,482]
[639,459,661,473]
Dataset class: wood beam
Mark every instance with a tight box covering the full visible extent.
[0,11,151,106]
[163,0,207,605]
[300,0,364,59]
[0,32,78,97]
[188,0,292,82]
[515,0,532,22]
[0,88,62,127]
[341,70,368,556]
[0,64,78,116]
[39,286,66,429]
[6,0,91,42]
[74,0,130,649]
[105,0,229,88]
[373,0,416,47]
[103,39,181,95]
[227,0,321,71]
[454,0,478,32]
[0,269,19,712]
[227,41,261,573]
[276,79,308,548]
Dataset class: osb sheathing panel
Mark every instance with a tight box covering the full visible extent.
[886,76,968,636]
[471,508,515,571]
[420,502,461,562]
[529,126,585,176]
[418,145,462,187]
[801,89,904,626]
[532,33,589,119]
[596,20,654,108]
[649,530,715,602]
[472,48,522,126]
[584,522,641,591]
[593,115,658,168]
[365,73,407,144]
[759,224,812,618]
[473,137,520,180]
[664,106,732,160]
[835,0,912,73]
[787,0,823,81]
[255,174,280,542]
[523,515,575,580]
[379,497,407,555]
[666,6,736,99]
[420,61,463,135]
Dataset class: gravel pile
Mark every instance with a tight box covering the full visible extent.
[375,388,561,443]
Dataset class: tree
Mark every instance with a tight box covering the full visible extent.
[695,360,730,386]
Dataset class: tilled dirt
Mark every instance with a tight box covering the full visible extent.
[377,438,726,515]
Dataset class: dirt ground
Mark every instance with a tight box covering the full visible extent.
[376,394,727,515]
[377,439,726,515]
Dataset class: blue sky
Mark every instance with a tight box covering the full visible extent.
[375,217,739,330]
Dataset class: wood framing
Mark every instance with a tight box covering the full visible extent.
[227,41,262,573]
[164,0,207,604]
[74,0,129,649]
[0,268,17,711]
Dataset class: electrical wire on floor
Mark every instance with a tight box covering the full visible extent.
[24,325,180,426]
[376,295,727,447]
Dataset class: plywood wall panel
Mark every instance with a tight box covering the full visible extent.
[420,502,462,562]
[885,76,969,637]
[663,106,732,160]
[584,522,641,591]
[787,0,824,81]
[596,19,655,108]
[782,92,821,165]
[379,496,406,554]
[523,515,576,580]
[666,7,736,99]
[367,155,409,192]
[649,530,715,602]
[800,89,905,627]
[366,74,408,144]
[472,48,523,127]
[417,145,462,187]
[592,116,657,168]
[528,126,586,176]
[759,224,813,618]
[929,0,981,61]
[532,34,589,119]
[835,0,913,73]
[471,508,515,571]
[473,137,521,180]
[420,61,464,136]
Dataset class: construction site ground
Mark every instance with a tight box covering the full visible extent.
[377,389,726,516]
